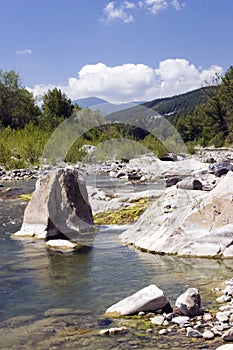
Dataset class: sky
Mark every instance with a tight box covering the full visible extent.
[0,0,232,104]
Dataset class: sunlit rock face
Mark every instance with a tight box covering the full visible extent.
[120,171,233,258]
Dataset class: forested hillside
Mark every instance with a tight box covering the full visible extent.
[143,86,215,121]
[0,66,232,169]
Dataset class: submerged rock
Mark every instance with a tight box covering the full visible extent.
[14,168,95,245]
[105,284,172,316]
[99,326,127,335]
[45,239,79,252]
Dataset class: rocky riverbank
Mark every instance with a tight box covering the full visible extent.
[100,278,233,349]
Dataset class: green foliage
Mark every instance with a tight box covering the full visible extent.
[174,66,233,147]
[0,69,40,128]
[40,88,73,129]
[140,134,167,158]
[0,124,51,169]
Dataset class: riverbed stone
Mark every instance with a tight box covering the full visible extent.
[215,345,233,350]
[202,329,215,339]
[105,284,172,316]
[45,239,78,251]
[171,316,190,326]
[165,177,181,188]
[150,315,165,325]
[208,161,233,177]
[186,328,203,338]
[175,288,202,317]
[14,168,95,245]
[222,327,233,341]
[216,312,230,323]
[176,177,203,190]
[203,313,213,321]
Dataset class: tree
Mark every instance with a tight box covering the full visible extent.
[0,69,40,128]
[41,88,73,126]
[174,66,233,147]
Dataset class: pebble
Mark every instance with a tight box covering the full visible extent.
[222,328,233,341]
[146,328,153,333]
[172,316,190,326]
[202,329,215,339]
[186,328,203,338]
[216,311,230,323]
[138,311,145,316]
[99,326,127,335]
[150,315,165,326]
[203,313,212,321]
[217,295,232,303]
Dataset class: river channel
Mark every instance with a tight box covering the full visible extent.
[0,175,232,349]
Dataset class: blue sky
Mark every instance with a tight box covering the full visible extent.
[0,0,232,103]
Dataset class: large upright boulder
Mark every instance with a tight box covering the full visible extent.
[15,168,95,245]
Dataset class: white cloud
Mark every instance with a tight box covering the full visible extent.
[29,59,223,105]
[171,0,185,10]
[143,0,168,15]
[103,1,134,23]
[123,1,136,9]
[102,0,185,22]
[16,48,33,55]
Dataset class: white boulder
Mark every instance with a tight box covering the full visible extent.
[105,284,171,316]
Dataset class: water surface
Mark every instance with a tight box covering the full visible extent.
[0,176,232,349]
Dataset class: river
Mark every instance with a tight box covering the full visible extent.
[0,175,232,349]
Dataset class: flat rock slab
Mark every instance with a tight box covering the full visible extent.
[105,284,171,316]
[45,239,78,252]
[120,171,233,258]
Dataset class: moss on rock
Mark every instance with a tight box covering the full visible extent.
[94,198,149,225]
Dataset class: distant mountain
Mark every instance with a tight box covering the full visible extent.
[73,87,215,121]
[73,96,108,108]
[104,86,216,134]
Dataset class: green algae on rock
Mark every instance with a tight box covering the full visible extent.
[94,198,149,225]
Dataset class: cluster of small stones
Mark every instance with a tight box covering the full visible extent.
[100,279,233,349]
[108,161,143,180]
[0,167,40,181]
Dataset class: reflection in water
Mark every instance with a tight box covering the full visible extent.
[134,248,233,306]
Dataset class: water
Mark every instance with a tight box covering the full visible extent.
[0,176,232,349]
